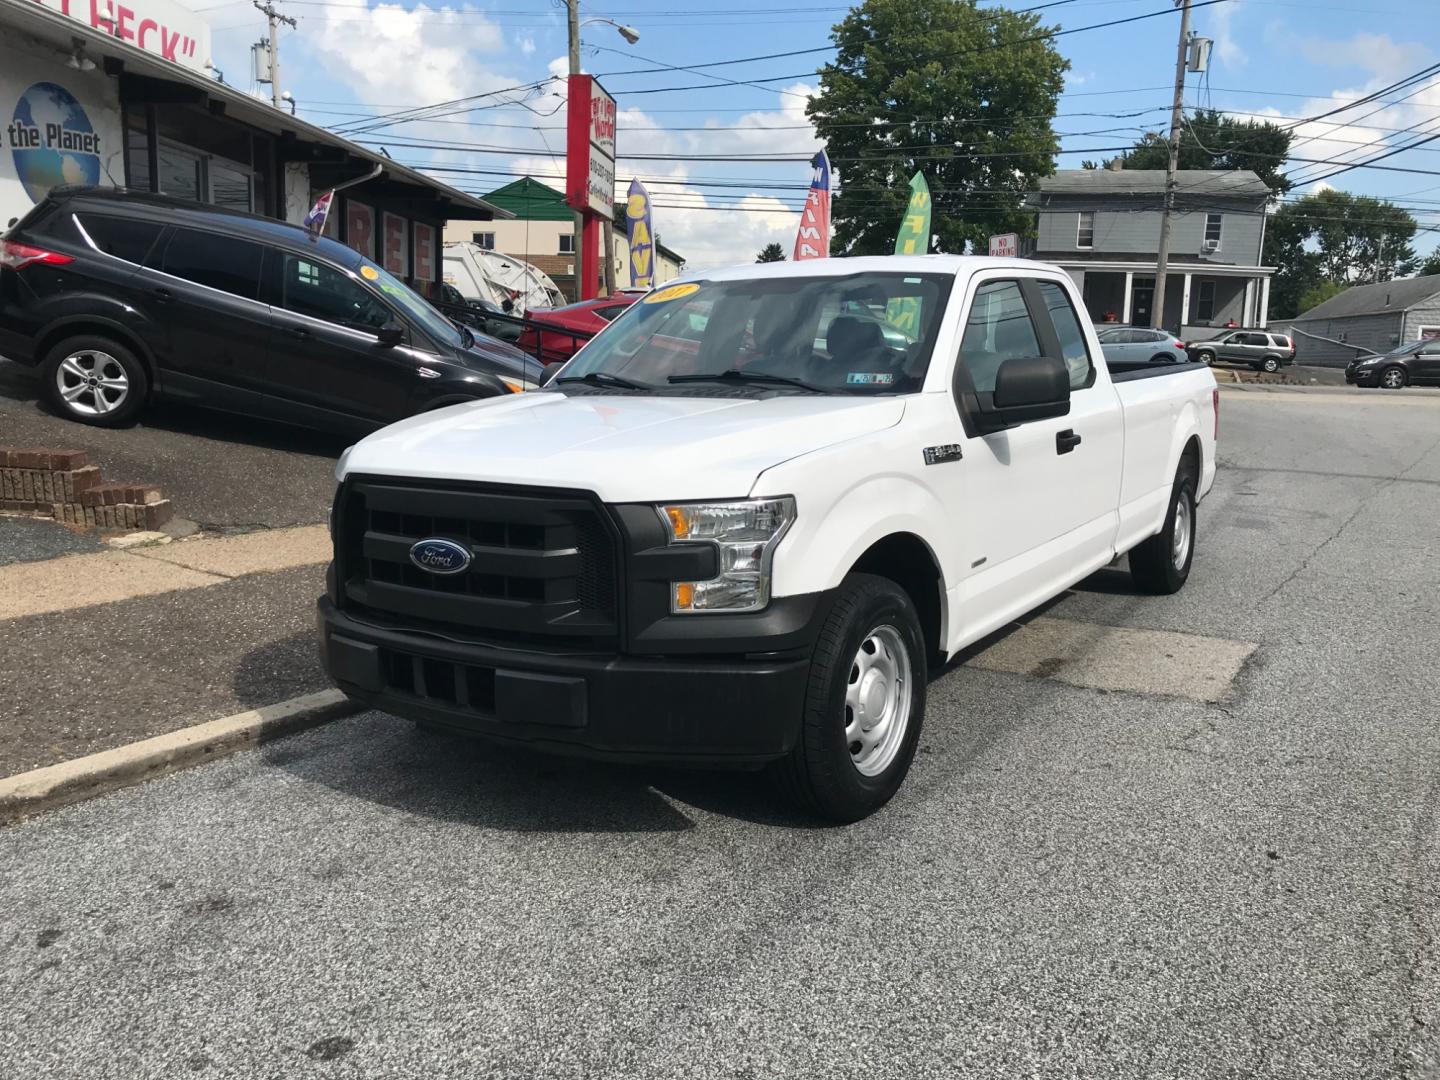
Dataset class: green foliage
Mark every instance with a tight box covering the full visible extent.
[1418,251,1440,277]
[1107,109,1294,196]
[808,0,1067,256]
[1264,189,1420,318]
[755,242,787,263]
[1297,280,1346,314]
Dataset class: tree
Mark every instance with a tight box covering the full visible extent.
[1264,189,1420,318]
[1418,251,1440,277]
[808,0,1067,256]
[1297,280,1346,314]
[1107,109,1294,196]
[756,243,786,263]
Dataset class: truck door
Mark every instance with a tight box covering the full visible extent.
[944,275,1124,642]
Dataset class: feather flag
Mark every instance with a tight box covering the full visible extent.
[625,179,655,289]
[303,191,334,239]
[887,173,932,335]
[791,150,831,261]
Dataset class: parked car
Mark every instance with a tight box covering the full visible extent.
[1345,339,1440,388]
[0,187,542,431]
[432,282,522,343]
[516,295,638,364]
[1187,329,1295,372]
[1096,326,1189,364]
[318,256,1218,821]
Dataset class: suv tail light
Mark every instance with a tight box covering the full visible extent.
[0,239,74,271]
[1213,387,1220,440]
[1174,341,1186,349]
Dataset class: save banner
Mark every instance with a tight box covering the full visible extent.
[887,172,931,336]
[625,178,654,289]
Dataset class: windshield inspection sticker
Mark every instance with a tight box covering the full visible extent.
[643,283,700,304]
[360,265,380,281]
[846,372,894,385]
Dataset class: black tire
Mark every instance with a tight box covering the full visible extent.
[1149,353,1175,364]
[1129,472,1196,595]
[1260,355,1281,373]
[1196,349,1215,365]
[40,335,149,427]
[1379,366,1408,390]
[770,573,927,823]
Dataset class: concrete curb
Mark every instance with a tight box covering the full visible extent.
[0,689,360,825]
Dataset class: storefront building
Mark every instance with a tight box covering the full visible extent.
[1,0,507,292]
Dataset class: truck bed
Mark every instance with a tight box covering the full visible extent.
[1106,359,1210,383]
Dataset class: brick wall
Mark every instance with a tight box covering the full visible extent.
[0,449,173,531]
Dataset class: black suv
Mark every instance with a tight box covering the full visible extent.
[1186,329,1296,373]
[0,187,541,430]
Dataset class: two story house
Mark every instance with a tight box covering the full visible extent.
[1026,169,1275,335]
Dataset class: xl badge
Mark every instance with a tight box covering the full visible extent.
[923,444,963,466]
[409,538,472,575]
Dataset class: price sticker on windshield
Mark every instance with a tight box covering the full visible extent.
[643,283,700,304]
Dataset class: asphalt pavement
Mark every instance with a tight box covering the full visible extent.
[2,390,1439,1078]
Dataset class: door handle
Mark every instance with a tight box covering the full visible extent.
[1056,429,1082,455]
[285,326,312,340]
[150,287,173,303]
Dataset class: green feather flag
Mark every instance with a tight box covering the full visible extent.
[888,173,931,336]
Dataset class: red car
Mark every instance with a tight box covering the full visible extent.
[517,294,638,365]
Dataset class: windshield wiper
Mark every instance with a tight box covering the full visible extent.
[668,369,826,393]
[555,370,653,391]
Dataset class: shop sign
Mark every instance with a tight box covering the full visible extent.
[412,222,435,282]
[4,82,102,203]
[566,75,615,220]
[345,200,374,260]
[27,0,213,73]
[382,211,408,277]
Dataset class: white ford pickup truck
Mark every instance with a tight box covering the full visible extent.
[319,256,1217,820]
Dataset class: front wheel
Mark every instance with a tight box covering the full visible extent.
[1196,349,1215,365]
[1380,366,1408,389]
[1129,473,1196,595]
[771,573,927,822]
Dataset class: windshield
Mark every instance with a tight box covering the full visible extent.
[360,259,464,348]
[555,272,951,394]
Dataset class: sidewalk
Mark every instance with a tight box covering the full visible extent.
[0,523,335,779]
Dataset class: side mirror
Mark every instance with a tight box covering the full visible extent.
[976,355,1070,433]
[538,363,561,387]
[376,322,404,348]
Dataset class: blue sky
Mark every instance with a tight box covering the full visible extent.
[192,0,1440,267]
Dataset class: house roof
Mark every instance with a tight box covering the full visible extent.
[481,178,574,222]
[1,0,509,221]
[1035,169,1271,199]
[1288,274,1440,322]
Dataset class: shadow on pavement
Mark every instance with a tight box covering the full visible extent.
[233,630,332,711]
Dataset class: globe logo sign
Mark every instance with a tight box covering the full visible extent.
[9,82,101,204]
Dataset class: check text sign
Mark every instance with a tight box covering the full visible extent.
[27,0,212,71]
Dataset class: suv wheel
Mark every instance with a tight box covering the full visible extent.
[1129,470,1196,595]
[771,573,927,822]
[1380,366,1408,389]
[1196,349,1216,365]
[1260,355,1281,373]
[41,336,149,427]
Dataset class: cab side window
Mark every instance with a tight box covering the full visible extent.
[161,228,264,300]
[1035,280,1093,389]
[280,255,393,332]
[957,280,1041,392]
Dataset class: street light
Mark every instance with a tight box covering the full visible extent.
[582,16,640,44]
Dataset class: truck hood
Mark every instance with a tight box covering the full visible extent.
[343,391,907,502]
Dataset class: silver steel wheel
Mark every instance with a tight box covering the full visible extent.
[1381,367,1406,389]
[844,624,913,777]
[1172,492,1193,571]
[1198,351,1215,365]
[1262,357,1279,373]
[55,350,129,417]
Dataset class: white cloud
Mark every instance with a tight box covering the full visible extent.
[1298,33,1428,75]
[1208,0,1246,68]
[518,35,536,57]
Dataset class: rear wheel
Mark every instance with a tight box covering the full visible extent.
[1260,355,1281,373]
[41,335,148,427]
[1380,366,1408,389]
[1149,352,1175,364]
[771,573,926,822]
[1129,472,1196,595]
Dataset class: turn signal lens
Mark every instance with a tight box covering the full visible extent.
[674,582,695,610]
[501,378,525,393]
[665,506,690,539]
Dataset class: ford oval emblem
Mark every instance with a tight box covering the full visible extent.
[409,537,472,575]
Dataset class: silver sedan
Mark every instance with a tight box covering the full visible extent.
[1096,326,1190,364]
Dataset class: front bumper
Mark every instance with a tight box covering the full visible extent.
[1346,364,1379,385]
[318,596,811,765]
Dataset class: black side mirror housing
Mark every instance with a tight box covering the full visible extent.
[538,363,561,387]
[975,355,1071,433]
[376,322,404,348]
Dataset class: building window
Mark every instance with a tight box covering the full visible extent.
[1196,279,1216,321]
[472,231,495,250]
[1076,211,1095,249]
[559,234,576,255]
[1204,213,1223,250]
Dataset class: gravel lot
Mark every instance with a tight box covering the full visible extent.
[1,389,1438,1079]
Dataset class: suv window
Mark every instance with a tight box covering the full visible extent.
[280,254,394,331]
[160,229,263,300]
[1237,332,1267,346]
[1268,334,1291,348]
[77,214,164,264]
[1035,280,1092,389]
[958,280,1042,393]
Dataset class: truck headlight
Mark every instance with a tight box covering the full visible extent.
[657,497,796,613]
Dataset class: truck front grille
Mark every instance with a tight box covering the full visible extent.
[336,477,620,645]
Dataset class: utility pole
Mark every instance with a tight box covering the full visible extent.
[567,0,586,300]
[253,0,297,110]
[1151,0,1191,330]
